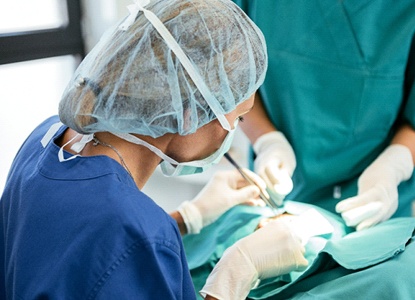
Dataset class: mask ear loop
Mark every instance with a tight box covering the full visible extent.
[57,134,94,162]
[119,0,232,131]
[40,121,94,162]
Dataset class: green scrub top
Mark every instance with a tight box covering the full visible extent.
[235,0,415,216]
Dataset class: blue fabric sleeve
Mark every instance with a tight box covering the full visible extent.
[92,240,196,300]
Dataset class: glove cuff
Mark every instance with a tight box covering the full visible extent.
[200,245,259,299]
[385,144,413,183]
[253,131,288,154]
[177,201,203,235]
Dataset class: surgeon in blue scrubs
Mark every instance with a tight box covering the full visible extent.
[0,0,309,299]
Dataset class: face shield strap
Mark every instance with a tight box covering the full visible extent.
[119,0,232,131]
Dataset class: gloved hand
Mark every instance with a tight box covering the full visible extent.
[253,131,296,205]
[200,220,309,300]
[336,145,413,231]
[178,169,265,234]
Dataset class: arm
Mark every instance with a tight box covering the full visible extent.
[240,92,276,144]
[200,220,308,299]
[241,92,296,201]
[391,123,415,164]
[336,123,415,230]
[170,169,263,235]
[170,211,187,235]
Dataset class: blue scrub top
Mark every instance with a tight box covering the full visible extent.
[234,0,415,216]
[0,116,196,299]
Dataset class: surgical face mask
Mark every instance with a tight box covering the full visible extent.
[160,120,238,176]
[111,120,238,177]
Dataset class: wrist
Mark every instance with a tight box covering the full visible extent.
[383,144,413,183]
[177,201,203,234]
[253,131,286,154]
[200,245,259,300]
[170,211,187,235]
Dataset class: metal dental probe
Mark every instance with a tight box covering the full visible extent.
[224,152,283,214]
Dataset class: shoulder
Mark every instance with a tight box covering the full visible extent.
[113,189,183,249]
[87,193,194,299]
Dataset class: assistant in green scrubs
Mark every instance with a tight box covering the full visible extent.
[235,0,415,218]
[183,1,415,298]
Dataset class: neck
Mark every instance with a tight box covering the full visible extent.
[94,132,166,189]
[61,129,166,189]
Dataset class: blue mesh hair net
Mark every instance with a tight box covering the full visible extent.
[59,0,267,138]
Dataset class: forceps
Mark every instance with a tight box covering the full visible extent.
[224,152,284,214]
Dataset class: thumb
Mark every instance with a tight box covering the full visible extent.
[356,216,379,231]
[295,254,309,271]
[340,201,382,228]
[266,167,293,196]
[230,185,260,206]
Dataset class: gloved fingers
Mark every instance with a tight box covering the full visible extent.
[255,155,281,176]
[335,196,360,213]
[243,218,290,242]
[257,219,305,247]
[257,159,292,195]
[240,168,268,191]
[253,131,297,174]
[293,251,309,271]
[253,221,308,278]
[355,189,398,231]
[228,184,261,206]
[335,188,379,213]
[212,169,242,188]
[242,198,266,207]
[355,215,382,231]
[340,201,382,227]
[264,166,293,195]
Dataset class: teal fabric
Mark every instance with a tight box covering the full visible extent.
[183,203,415,299]
[234,0,415,217]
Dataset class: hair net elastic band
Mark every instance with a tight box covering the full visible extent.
[119,0,232,131]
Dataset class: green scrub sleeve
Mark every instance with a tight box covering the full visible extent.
[404,35,415,128]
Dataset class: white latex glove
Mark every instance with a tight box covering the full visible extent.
[178,169,265,234]
[200,220,308,300]
[253,131,296,204]
[336,145,413,231]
